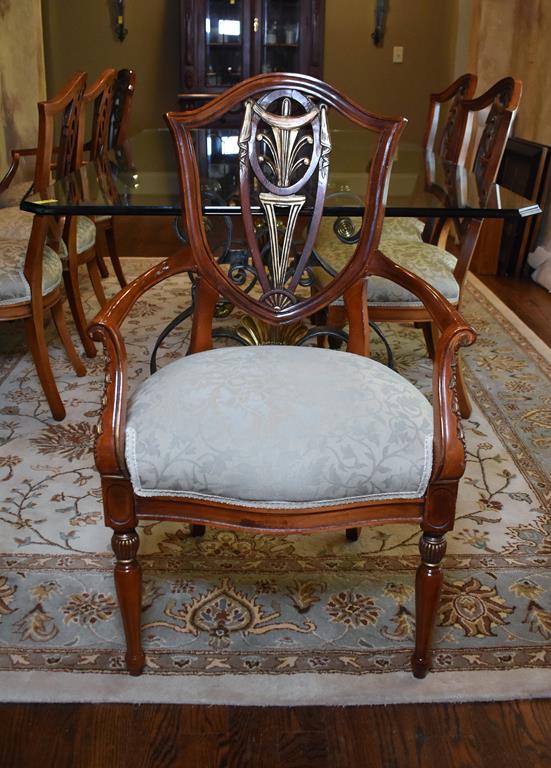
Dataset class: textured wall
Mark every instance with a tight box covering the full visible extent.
[0,0,46,179]
[470,0,551,248]
[324,0,458,142]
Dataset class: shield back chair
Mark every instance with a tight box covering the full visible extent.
[0,72,87,420]
[325,77,521,419]
[90,72,475,678]
[93,68,136,288]
[59,68,118,360]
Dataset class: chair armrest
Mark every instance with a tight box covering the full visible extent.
[368,250,476,483]
[0,147,37,194]
[89,250,194,475]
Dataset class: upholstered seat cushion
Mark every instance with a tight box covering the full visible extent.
[381,217,424,242]
[0,238,63,305]
[58,216,97,256]
[0,208,96,256]
[314,220,459,308]
[125,345,433,509]
[0,206,33,240]
[0,181,32,209]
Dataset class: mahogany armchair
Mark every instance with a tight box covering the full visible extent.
[0,72,87,420]
[325,77,521,418]
[90,73,475,678]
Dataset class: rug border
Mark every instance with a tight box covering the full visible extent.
[0,668,549,706]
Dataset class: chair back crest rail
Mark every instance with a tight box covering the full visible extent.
[165,73,406,331]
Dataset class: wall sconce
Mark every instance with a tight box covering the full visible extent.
[372,0,387,46]
[114,0,128,41]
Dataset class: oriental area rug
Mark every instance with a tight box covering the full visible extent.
[0,259,549,705]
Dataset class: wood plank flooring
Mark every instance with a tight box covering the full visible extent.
[1,247,550,767]
[1,699,550,768]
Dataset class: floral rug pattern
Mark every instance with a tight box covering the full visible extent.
[0,261,549,678]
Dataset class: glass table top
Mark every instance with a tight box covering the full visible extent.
[21,128,542,220]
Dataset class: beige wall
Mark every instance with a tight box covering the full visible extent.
[324,0,458,142]
[41,1,460,143]
[469,0,551,248]
[41,0,180,134]
[0,0,46,179]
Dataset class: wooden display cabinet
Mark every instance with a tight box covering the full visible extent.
[179,0,325,111]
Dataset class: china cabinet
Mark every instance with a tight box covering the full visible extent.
[179,0,325,110]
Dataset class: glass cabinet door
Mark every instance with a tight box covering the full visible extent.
[260,0,301,74]
[205,0,246,87]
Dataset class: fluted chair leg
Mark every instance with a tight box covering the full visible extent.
[112,529,145,676]
[411,532,446,679]
[87,256,108,307]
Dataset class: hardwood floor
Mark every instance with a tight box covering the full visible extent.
[1,699,550,767]
[1,240,550,767]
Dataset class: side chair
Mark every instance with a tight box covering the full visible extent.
[325,77,521,418]
[0,72,87,420]
[90,73,475,679]
[381,72,478,243]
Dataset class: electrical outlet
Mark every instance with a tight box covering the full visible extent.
[393,46,404,63]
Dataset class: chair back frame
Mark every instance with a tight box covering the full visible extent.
[34,71,87,196]
[108,69,136,148]
[166,73,406,333]
[423,73,478,158]
[81,68,117,161]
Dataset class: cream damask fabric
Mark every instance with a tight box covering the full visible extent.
[0,238,62,304]
[0,181,32,209]
[314,219,459,308]
[125,345,434,509]
[381,217,425,242]
[0,207,33,240]
[58,216,97,256]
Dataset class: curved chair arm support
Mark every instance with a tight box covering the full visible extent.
[368,250,476,481]
[89,250,194,474]
[0,147,40,194]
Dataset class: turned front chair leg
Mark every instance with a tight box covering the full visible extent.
[411,532,447,679]
[112,529,145,675]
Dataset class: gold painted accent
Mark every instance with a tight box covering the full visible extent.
[236,316,308,346]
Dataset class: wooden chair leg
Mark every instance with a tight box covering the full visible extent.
[345,527,360,541]
[191,524,206,537]
[416,321,436,360]
[105,223,127,287]
[23,314,65,421]
[411,532,447,679]
[87,255,108,307]
[455,355,472,419]
[63,268,97,358]
[50,299,86,377]
[112,530,145,676]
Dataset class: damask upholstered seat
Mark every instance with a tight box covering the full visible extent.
[125,345,433,506]
[0,207,33,240]
[58,216,97,256]
[0,239,62,305]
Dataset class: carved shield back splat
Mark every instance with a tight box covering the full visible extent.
[237,89,331,314]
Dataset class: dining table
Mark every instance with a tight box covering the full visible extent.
[20,127,542,369]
